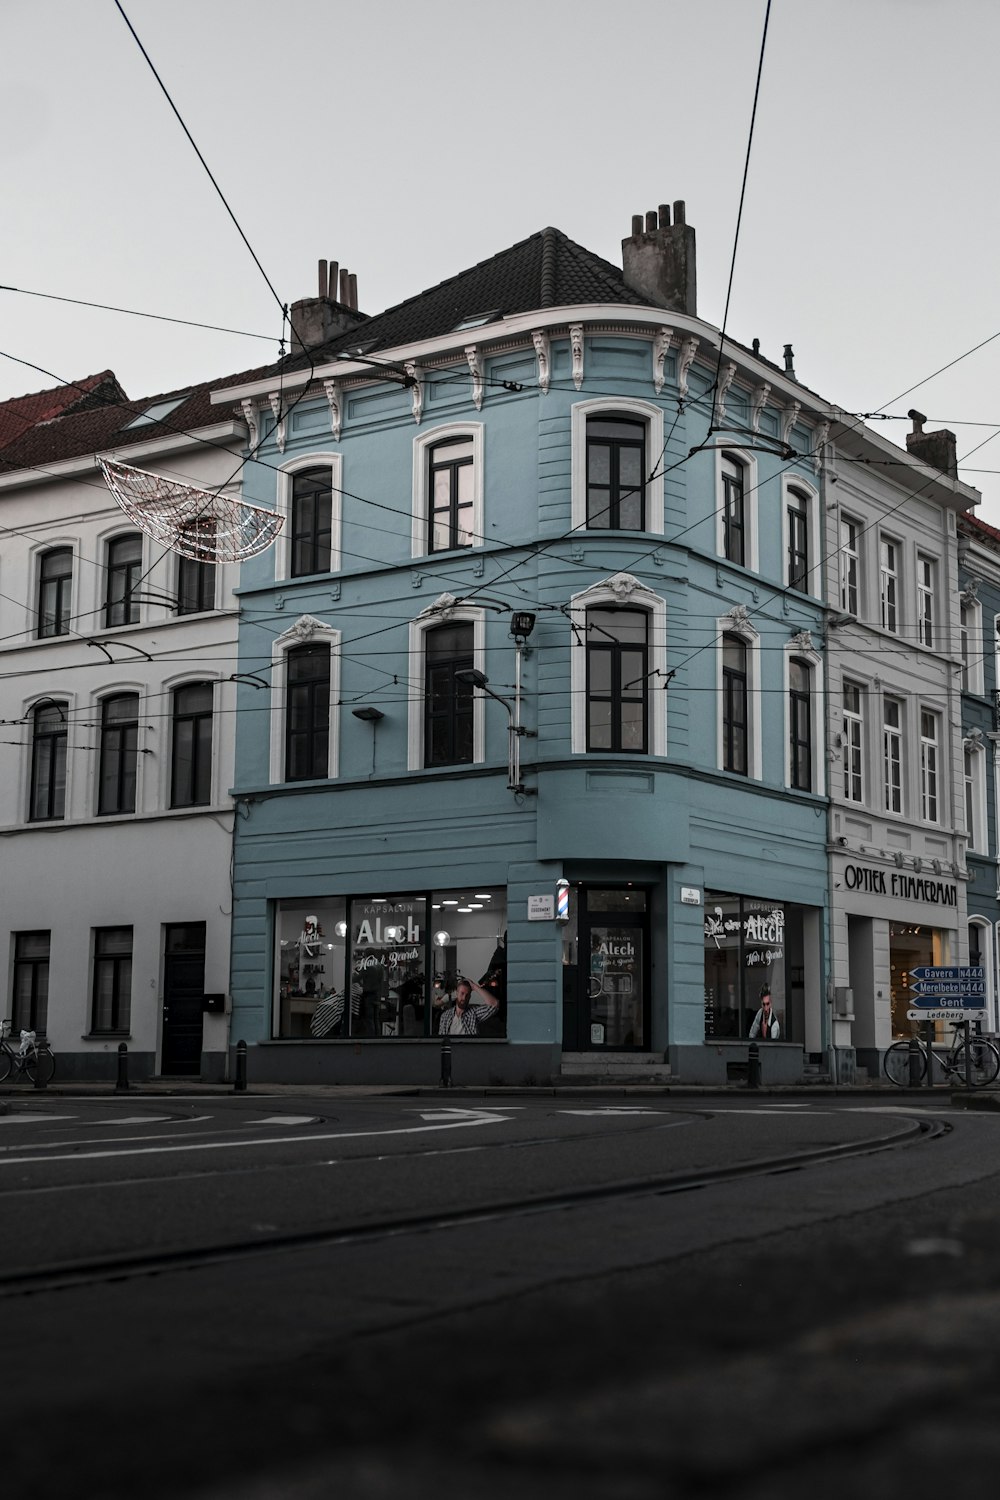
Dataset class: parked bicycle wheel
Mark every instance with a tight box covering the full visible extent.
[0,1048,12,1083]
[24,1046,55,1085]
[954,1039,1000,1087]
[883,1040,926,1086]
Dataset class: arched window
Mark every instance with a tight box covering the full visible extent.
[722,634,748,775]
[291,467,333,577]
[37,548,72,638]
[98,693,139,814]
[586,417,646,530]
[29,700,67,821]
[586,608,649,753]
[285,644,331,782]
[789,658,812,791]
[171,682,214,807]
[105,535,142,627]
[721,456,746,566]
[424,622,474,766]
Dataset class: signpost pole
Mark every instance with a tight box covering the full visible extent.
[924,1020,935,1087]
[964,1019,972,1088]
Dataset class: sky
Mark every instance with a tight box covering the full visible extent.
[3,0,999,519]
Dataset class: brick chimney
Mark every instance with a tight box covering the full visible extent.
[289,259,368,354]
[905,409,957,480]
[622,201,696,316]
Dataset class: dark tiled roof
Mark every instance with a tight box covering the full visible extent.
[282,226,650,370]
[960,510,1000,549]
[0,362,273,475]
[0,371,126,450]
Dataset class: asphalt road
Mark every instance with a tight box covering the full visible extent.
[3,1093,1000,1499]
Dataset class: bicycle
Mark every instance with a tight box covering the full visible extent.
[0,1020,56,1085]
[883,1022,1000,1088]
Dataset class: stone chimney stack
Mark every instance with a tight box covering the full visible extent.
[905,409,958,480]
[289,258,368,354]
[622,200,696,316]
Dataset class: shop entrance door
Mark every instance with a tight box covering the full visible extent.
[561,888,649,1050]
[162,923,206,1075]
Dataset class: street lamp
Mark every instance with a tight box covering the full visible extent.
[455,669,533,793]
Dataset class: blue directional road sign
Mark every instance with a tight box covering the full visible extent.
[911,966,985,983]
[910,979,986,997]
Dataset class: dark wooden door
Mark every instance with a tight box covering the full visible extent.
[162,923,205,1075]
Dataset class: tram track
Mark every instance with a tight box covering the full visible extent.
[0,1111,946,1301]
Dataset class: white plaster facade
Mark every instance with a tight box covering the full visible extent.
[0,406,246,1079]
[823,423,980,1077]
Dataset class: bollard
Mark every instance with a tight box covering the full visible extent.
[908,1036,922,1088]
[116,1041,130,1092]
[234,1038,247,1092]
[440,1037,453,1088]
[33,1045,48,1090]
[747,1042,761,1090]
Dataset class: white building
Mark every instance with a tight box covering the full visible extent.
[0,372,259,1079]
[825,411,980,1078]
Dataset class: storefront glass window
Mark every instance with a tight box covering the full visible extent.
[274,890,506,1039]
[704,894,787,1040]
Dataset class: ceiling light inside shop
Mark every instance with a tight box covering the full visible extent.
[474,894,492,900]
[457,906,473,913]
[468,903,484,909]
[442,900,459,906]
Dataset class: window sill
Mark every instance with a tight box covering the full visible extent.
[83,1033,132,1042]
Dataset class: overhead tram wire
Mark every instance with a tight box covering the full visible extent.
[0,285,277,344]
[706,0,772,409]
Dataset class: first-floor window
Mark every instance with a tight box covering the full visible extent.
[965,745,984,851]
[30,700,67,821]
[789,659,812,791]
[285,644,330,782]
[98,693,139,815]
[883,698,903,814]
[586,608,648,753]
[92,927,132,1034]
[787,492,809,590]
[722,634,748,775]
[13,931,49,1035]
[38,547,72,637]
[424,623,474,766]
[171,682,213,807]
[920,710,939,822]
[843,682,864,803]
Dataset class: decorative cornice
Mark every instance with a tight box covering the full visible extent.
[652,327,674,396]
[713,362,737,427]
[603,571,645,603]
[724,603,751,630]
[532,330,551,395]
[789,629,814,653]
[570,324,584,391]
[404,363,423,424]
[812,419,830,473]
[781,400,801,449]
[465,346,484,411]
[240,399,260,450]
[964,727,985,752]
[677,337,698,401]
[420,592,460,621]
[750,383,770,436]
[323,379,342,441]
[960,578,980,605]
[269,393,287,454]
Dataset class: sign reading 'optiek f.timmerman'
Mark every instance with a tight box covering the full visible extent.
[843,863,957,907]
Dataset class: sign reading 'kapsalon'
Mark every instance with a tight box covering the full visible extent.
[842,863,957,907]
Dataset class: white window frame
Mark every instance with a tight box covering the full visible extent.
[412,422,484,560]
[959,597,984,695]
[781,476,819,596]
[715,612,762,779]
[269,615,341,784]
[715,447,759,573]
[569,575,668,756]
[883,696,904,816]
[842,680,865,804]
[94,680,146,816]
[407,599,487,770]
[964,737,986,853]
[571,398,665,535]
[839,513,862,617]
[879,534,900,633]
[275,452,343,581]
[969,917,997,1033]
[783,640,825,796]
[919,708,940,824]
[916,554,935,648]
[22,689,75,824]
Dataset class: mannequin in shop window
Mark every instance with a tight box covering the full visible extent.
[749,986,780,1040]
